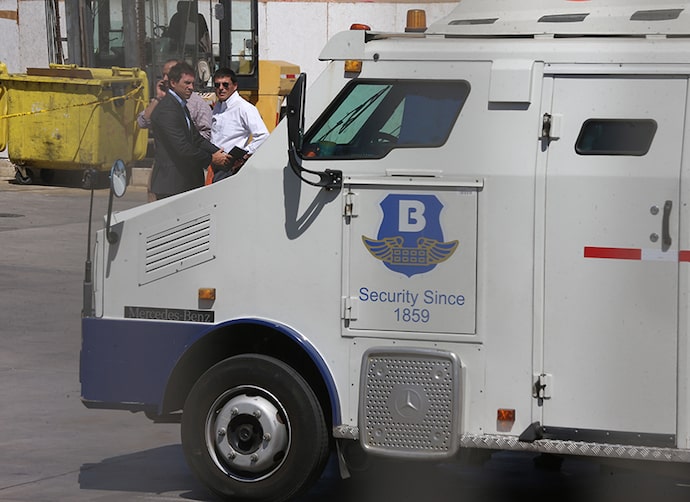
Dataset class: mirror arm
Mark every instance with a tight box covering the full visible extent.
[288,145,342,190]
[105,188,120,244]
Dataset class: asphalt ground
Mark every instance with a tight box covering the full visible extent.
[1,170,690,501]
[0,172,200,501]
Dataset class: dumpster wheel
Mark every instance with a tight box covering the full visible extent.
[14,166,33,185]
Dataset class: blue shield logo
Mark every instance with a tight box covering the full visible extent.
[363,194,458,277]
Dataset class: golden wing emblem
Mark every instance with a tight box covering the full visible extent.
[362,236,404,262]
[362,236,459,266]
[417,237,459,264]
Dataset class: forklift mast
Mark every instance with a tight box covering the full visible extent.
[65,0,259,92]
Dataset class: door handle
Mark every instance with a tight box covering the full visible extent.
[662,200,672,252]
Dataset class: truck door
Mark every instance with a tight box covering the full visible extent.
[542,76,687,444]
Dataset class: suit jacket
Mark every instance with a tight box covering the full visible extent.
[150,93,218,196]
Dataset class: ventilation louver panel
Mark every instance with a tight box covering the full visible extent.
[139,211,216,284]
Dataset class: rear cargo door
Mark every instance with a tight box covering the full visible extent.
[542,76,686,443]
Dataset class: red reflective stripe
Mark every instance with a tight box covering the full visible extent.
[680,251,690,262]
[584,247,641,260]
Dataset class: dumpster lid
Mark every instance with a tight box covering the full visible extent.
[27,67,93,79]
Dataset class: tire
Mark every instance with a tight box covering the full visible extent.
[181,354,330,502]
[14,167,33,185]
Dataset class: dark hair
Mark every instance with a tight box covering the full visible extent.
[213,67,237,84]
[168,62,195,83]
[161,59,181,77]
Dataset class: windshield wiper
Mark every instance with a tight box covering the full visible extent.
[317,86,390,142]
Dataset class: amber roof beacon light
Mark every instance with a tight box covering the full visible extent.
[405,9,427,33]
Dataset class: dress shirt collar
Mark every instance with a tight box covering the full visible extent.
[218,91,241,111]
[168,89,187,107]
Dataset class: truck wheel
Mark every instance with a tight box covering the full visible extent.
[181,354,330,502]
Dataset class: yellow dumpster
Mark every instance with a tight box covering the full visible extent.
[0,63,7,153]
[0,63,148,184]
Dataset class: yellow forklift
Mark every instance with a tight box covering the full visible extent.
[66,0,298,126]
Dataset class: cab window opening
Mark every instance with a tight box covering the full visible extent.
[302,80,470,160]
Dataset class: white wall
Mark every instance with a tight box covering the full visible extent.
[0,0,54,73]
[260,2,456,79]
[0,0,21,72]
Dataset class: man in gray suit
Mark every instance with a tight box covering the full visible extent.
[150,62,227,199]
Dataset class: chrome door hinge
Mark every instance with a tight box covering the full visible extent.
[541,113,561,141]
[533,373,553,400]
[342,296,359,321]
[344,191,358,218]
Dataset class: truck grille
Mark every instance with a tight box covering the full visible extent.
[360,348,461,458]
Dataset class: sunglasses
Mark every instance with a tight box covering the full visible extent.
[214,81,232,89]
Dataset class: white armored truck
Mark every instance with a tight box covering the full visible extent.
[81,1,690,500]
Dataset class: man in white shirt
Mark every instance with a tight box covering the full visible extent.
[210,68,269,181]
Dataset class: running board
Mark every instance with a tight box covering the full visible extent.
[333,427,690,463]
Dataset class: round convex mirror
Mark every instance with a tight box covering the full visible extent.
[110,159,127,198]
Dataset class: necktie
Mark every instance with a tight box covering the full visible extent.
[183,105,192,130]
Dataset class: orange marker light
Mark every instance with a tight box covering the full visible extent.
[198,288,216,301]
[345,23,370,74]
[497,408,515,432]
[344,60,363,73]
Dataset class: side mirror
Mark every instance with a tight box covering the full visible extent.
[105,159,127,244]
[110,159,127,197]
[286,74,342,190]
[287,73,306,152]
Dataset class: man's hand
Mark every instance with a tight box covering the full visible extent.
[211,149,228,166]
[155,79,168,100]
[142,79,168,123]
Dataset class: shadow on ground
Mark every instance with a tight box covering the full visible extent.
[79,444,214,500]
[79,446,690,502]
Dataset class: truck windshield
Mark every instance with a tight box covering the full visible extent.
[302,80,470,159]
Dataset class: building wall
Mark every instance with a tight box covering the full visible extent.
[0,1,21,72]
[0,1,455,78]
[260,1,456,79]
[0,0,56,73]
